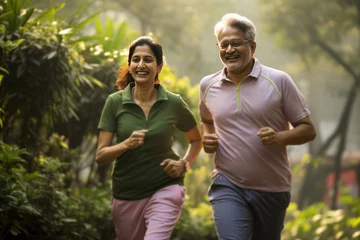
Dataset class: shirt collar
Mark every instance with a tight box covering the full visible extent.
[122,83,168,104]
[219,58,262,82]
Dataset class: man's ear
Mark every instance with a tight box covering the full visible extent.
[251,42,257,55]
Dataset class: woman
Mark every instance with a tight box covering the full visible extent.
[96,36,202,240]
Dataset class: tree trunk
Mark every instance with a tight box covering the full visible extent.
[330,85,356,209]
[298,81,358,209]
[356,164,360,197]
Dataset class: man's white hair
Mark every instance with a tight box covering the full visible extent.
[214,13,256,42]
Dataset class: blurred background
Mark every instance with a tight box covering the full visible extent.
[0,0,359,239]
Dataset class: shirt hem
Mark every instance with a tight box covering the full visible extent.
[112,179,184,201]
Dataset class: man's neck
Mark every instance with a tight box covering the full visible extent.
[226,59,255,85]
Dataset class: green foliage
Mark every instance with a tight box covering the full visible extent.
[0,0,113,159]
[0,1,218,238]
[0,36,24,85]
[0,141,115,239]
[173,201,217,240]
[0,0,35,34]
[282,197,360,240]
[72,16,137,64]
[0,107,4,128]
[160,66,199,117]
[184,153,214,207]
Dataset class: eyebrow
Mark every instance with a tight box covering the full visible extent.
[132,55,154,58]
[220,39,247,42]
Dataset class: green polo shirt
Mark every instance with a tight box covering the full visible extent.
[98,83,197,200]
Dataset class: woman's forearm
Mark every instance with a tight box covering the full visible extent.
[182,139,202,165]
[96,141,130,165]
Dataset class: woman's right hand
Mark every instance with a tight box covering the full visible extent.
[125,129,148,149]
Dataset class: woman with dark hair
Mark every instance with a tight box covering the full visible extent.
[96,36,202,240]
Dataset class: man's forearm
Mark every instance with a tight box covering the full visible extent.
[279,123,316,145]
[201,121,216,135]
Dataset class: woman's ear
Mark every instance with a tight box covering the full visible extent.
[157,63,163,74]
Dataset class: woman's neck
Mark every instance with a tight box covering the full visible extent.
[133,84,155,105]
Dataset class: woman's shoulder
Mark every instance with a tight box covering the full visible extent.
[164,89,184,104]
[107,90,125,101]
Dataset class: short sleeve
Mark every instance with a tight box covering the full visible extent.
[199,80,214,123]
[98,96,116,133]
[281,73,311,123]
[175,95,197,132]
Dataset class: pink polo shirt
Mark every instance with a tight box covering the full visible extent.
[199,59,310,192]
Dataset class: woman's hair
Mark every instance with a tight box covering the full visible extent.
[116,36,165,90]
[214,13,256,42]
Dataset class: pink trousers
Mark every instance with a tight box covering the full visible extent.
[112,184,185,240]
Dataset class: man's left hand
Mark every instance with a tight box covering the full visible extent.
[257,127,284,146]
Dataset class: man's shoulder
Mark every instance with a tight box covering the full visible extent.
[260,64,288,78]
[259,64,292,83]
[200,70,223,88]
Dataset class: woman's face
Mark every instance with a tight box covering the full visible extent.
[129,44,162,85]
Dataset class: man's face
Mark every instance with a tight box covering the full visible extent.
[217,26,256,75]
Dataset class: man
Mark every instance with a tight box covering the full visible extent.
[199,13,316,240]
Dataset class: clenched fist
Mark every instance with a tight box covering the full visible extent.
[202,133,219,153]
[125,129,148,149]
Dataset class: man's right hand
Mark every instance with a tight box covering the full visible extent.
[202,133,219,153]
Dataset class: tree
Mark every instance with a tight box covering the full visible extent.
[259,0,360,209]
[0,0,111,173]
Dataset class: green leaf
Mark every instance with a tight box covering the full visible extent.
[22,0,33,9]
[70,11,101,34]
[47,51,57,60]
[9,0,21,16]
[0,67,9,74]
[61,218,77,223]
[59,28,73,35]
[80,75,93,88]
[113,22,128,49]
[68,35,103,44]
[0,24,5,34]
[85,75,104,88]
[19,7,35,26]
[10,225,20,236]
[13,38,24,48]
[59,141,68,149]
[33,3,65,22]
[19,205,41,216]
[0,11,14,21]
[106,17,114,38]
[94,16,103,35]
[68,0,88,25]
[16,64,26,78]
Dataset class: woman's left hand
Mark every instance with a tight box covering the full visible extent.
[160,159,185,177]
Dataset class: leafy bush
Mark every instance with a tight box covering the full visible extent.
[282,198,360,240]
[0,141,115,239]
[173,201,217,240]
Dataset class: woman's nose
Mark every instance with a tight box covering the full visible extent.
[138,60,146,68]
